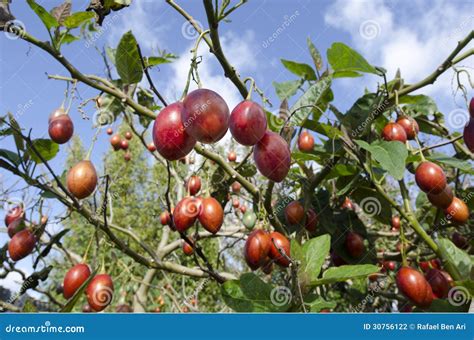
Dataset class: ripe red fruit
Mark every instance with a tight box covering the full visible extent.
[341,197,354,210]
[244,230,271,270]
[124,131,132,140]
[415,162,447,194]
[305,208,318,233]
[391,216,400,230]
[147,143,156,152]
[86,274,114,312]
[152,102,196,161]
[444,197,469,224]
[186,175,201,196]
[284,201,304,225]
[382,261,396,271]
[7,218,26,238]
[253,131,291,182]
[427,186,453,209]
[173,197,201,232]
[396,267,433,308]
[160,211,171,226]
[82,304,94,313]
[48,109,74,144]
[182,237,194,256]
[298,131,314,152]
[396,116,419,140]
[452,232,468,249]
[4,204,23,228]
[231,182,241,193]
[463,118,474,152]
[470,97,474,118]
[8,229,36,261]
[240,205,247,214]
[182,89,230,144]
[399,305,413,313]
[120,140,129,150]
[110,135,122,151]
[229,100,267,146]
[381,122,407,143]
[425,268,450,299]
[198,197,224,234]
[345,232,365,258]
[123,152,131,162]
[63,263,91,299]
[67,160,98,199]
[268,232,291,267]
[227,151,237,162]
[106,128,113,135]
[232,198,240,209]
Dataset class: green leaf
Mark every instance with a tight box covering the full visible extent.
[342,93,385,137]
[299,234,331,286]
[281,59,317,80]
[327,42,378,77]
[8,113,24,151]
[27,0,59,31]
[273,80,302,101]
[304,121,342,139]
[400,94,438,117]
[61,267,98,312]
[424,298,469,312]
[115,31,143,84]
[438,238,471,280]
[0,149,21,166]
[64,11,95,28]
[106,47,117,66]
[145,56,174,67]
[307,37,323,71]
[27,139,59,163]
[351,186,392,224]
[306,296,336,312]
[288,77,332,127]
[427,153,474,174]
[311,264,379,285]
[355,140,408,180]
[221,273,291,312]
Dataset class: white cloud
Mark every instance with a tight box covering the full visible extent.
[324,0,474,100]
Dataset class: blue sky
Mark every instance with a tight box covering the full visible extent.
[0,0,473,290]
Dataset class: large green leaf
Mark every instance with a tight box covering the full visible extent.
[327,42,378,77]
[27,0,59,31]
[64,11,95,28]
[281,59,317,80]
[298,234,331,286]
[273,80,302,101]
[221,273,291,312]
[438,238,471,280]
[342,93,386,137]
[27,139,59,163]
[0,149,21,166]
[115,31,143,84]
[355,140,408,180]
[288,77,332,127]
[305,296,337,312]
[311,264,379,285]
